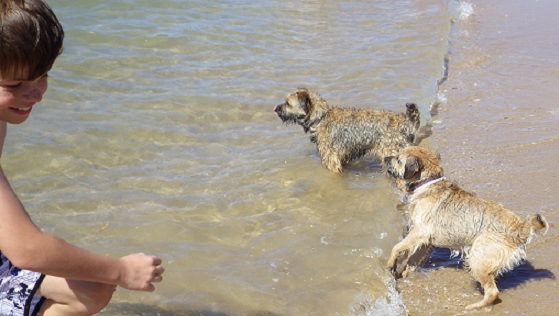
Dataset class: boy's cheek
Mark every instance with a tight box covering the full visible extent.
[0,93,15,108]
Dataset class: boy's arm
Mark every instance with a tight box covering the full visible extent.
[0,165,163,291]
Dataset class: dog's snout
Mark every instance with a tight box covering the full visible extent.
[274,103,283,114]
[384,156,393,164]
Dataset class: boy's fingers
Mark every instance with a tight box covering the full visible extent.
[145,283,155,292]
[152,256,162,265]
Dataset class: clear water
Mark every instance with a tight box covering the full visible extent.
[2,1,464,315]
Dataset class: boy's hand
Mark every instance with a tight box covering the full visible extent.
[118,253,164,291]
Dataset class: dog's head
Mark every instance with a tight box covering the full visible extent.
[384,146,444,186]
[274,88,329,132]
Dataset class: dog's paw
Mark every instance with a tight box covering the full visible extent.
[465,303,479,310]
[465,302,493,311]
[386,259,395,269]
[386,261,399,277]
[400,265,414,278]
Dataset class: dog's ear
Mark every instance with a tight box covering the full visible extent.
[404,156,419,179]
[296,89,311,114]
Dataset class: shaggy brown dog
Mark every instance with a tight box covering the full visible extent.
[384,146,548,309]
[274,88,420,173]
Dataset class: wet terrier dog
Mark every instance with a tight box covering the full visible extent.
[384,146,549,310]
[274,88,420,173]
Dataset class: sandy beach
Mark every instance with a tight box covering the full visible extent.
[398,0,559,314]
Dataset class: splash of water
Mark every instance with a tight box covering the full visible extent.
[351,277,408,316]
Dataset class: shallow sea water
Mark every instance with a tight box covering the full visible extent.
[2,1,472,315]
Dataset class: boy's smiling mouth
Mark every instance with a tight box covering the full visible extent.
[10,106,33,114]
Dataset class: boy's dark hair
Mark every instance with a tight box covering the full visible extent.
[0,0,64,80]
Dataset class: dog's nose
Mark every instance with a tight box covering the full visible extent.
[384,156,392,164]
[274,104,283,114]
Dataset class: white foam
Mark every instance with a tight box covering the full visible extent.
[351,277,408,316]
[437,91,448,104]
[458,2,474,20]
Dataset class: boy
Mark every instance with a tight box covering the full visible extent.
[0,1,165,315]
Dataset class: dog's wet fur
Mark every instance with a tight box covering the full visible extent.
[274,88,420,173]
[384,146,549,310]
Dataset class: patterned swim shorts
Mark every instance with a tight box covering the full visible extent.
[0,252,45,316]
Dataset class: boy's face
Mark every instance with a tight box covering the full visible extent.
[0,72,48,124]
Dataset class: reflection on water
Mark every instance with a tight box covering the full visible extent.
[3,0,454,314]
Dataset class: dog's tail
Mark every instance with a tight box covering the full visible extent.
[525,213,549,237]
[405,102,420,125]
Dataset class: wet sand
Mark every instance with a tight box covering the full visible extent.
[398,0,559,315]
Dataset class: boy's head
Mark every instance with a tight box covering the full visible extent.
[0,0,64,124]
[0,0,64,81]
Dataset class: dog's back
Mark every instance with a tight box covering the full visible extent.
[316,103,420,163]
[413,180,548,258]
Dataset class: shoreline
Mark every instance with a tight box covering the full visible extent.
[400,0,559,314]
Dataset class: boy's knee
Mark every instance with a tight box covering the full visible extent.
[82,283,116,313]
[69,283,116,315]
[40,280,116,315]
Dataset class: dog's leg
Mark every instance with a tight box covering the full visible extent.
[399,244,431,278]
[466,272,499,310]
[387,228,429,276]
[465,235,504,309]
[319,147,343,173]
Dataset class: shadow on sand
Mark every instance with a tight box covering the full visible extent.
[420,247,555,291]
